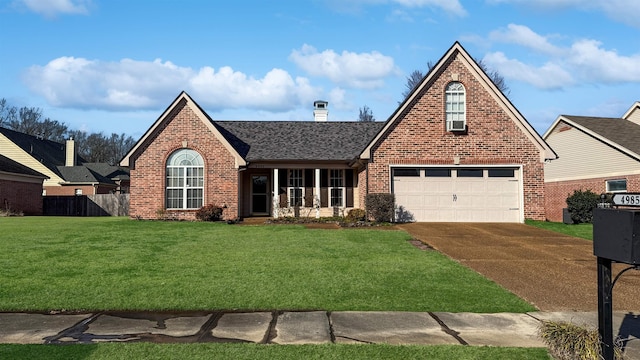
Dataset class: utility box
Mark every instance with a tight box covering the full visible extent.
[593,208,640,264]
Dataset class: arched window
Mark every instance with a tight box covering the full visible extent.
[445,82,466,131]
[166,149,204,209]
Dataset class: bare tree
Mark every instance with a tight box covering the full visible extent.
[1,98,136,165]
[401,69,426,101]
[401,59,510,101]
[358,105,375,122]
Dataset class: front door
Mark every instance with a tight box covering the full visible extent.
[251,175,270,215]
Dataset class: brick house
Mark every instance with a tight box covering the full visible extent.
[0,154,48,215]
[543,102,640,222]
[121,42,555,222]
[0,126,130,196]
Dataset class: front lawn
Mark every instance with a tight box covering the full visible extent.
[0,217,533,313]
[0,343,550,360]
[525,219,593,240]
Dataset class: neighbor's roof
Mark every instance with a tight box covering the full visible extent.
[0,126,85,177]
[214,121,385,162]
[0,154,48,178]
[559,115,640,158]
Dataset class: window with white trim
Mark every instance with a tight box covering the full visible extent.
[606,179,627,193]
[166,149,204,209]
[445,82,466,131]
[288,169,303,207]
[329,169,345,207]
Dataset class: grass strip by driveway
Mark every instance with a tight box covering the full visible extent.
[525,219,593,240]
[0,343,550,360]
[0,217,534,313]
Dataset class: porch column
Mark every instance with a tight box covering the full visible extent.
[273,168,279,218]
[315,168,321,218]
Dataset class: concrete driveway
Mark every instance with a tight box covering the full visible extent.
[399,222,640,312]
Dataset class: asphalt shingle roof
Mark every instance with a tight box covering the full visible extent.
[0,126,85,177]
[563,115,640,156]
[0,154,47,178]
[213,121,385,162]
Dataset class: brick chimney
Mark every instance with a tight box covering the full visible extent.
[313,100,328,122]
[65,137,76,167]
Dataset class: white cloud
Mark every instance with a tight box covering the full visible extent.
[18,0,90,17]
[482,24,640,89]
[486,0,640,28]
[482,52,573,89]
[23,57,322,112]
[289,44,399,89]
[488,24,562,56]
[568,39,640,83]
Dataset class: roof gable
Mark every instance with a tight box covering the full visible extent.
[0,126,84,176]
[359,41,556,162]
[545,115,640,161]
[120,91,246,168]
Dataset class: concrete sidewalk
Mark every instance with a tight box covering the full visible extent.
[1,310,640,358]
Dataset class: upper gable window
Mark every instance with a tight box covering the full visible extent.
[445,82,466,132]
[166,149,204,210]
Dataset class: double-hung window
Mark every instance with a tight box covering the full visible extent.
[288,169,303,207]
[166,149,204,209]
[329,169,345,207]
[445,82,466,131]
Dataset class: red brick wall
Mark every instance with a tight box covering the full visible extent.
[44,184,116,196]
[367,54,546,220]
[129,100,238,220]
[545,174,640,222]
[0,179,43,215]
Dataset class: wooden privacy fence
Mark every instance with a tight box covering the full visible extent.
[43,194,129,216]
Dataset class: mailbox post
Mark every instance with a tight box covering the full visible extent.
[593,204,640,360]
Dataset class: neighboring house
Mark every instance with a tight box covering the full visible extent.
[543,102,640,222]
[0,126,130,196]
[0,154,48,215]
[121,42,555,222]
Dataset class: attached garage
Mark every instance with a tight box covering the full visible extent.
[392,167,522,222]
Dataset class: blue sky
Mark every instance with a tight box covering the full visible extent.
[1,0,639,139]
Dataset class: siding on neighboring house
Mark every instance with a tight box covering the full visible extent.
[129,100,239,220]
[544,124,640,182]
[0,132,65,187]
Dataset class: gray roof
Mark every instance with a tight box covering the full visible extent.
[213,121,385,162]
[0,126,128,184]
[563,115,640,156]
[0,154,47,178]
[0,126,85,178]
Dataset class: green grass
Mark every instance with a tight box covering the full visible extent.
[0,217,534,313]
[525,219,593,240]
[0,343,551,360]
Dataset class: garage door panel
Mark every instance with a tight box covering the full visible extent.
[393,167,521,223]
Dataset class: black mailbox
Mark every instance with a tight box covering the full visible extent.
[593,208,640,264]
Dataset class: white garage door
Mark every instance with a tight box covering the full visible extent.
[392,167,521,222]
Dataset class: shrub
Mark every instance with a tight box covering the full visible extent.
[366,193,395,223]
[539,320,623,360]
[195,204,224,222]
[346,208,366,222]
[566,189,601,224]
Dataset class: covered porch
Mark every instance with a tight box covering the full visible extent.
[239,164,361,219]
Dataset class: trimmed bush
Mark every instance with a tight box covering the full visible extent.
[366,193,395,223]
[566,189,601,224]
[346,208,366,222]
[195,204,224,222]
